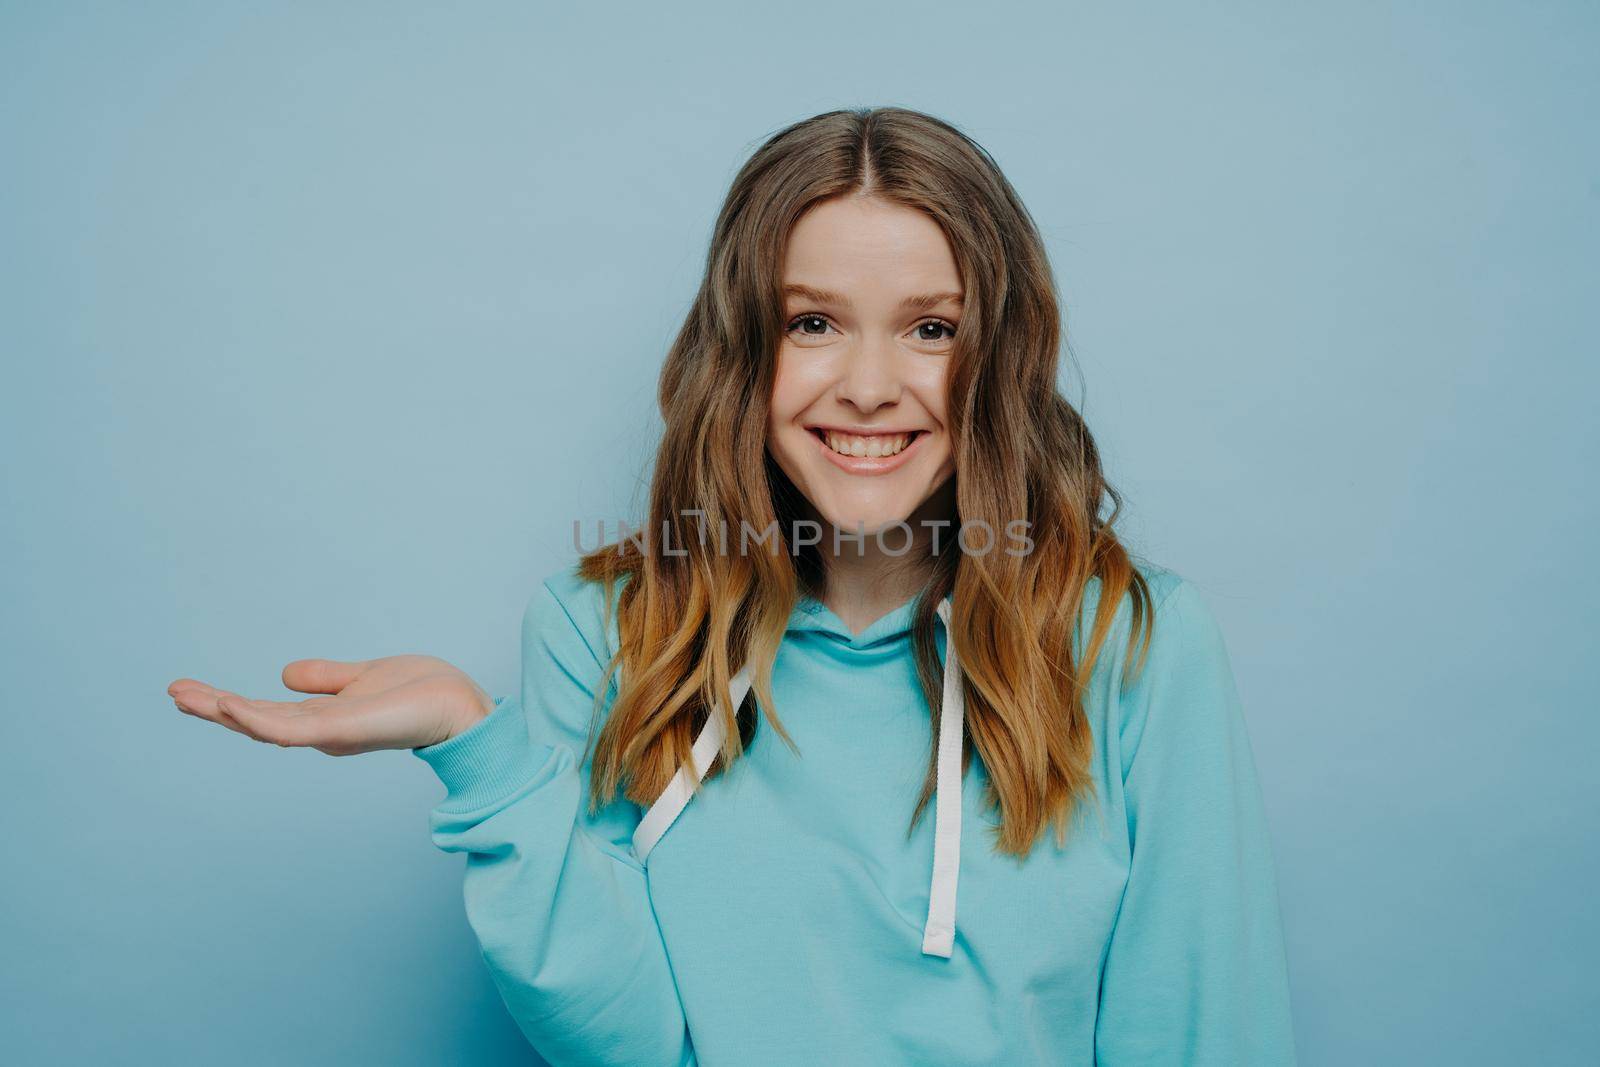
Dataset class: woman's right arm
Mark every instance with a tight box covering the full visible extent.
[412,578,695,1067]
[168,573,691,1064]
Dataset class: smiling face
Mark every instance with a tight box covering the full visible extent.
[766,196,961,537]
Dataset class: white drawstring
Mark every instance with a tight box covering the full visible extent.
[630,596,966,960]
[921,597,964,958]
[631,663,753,865]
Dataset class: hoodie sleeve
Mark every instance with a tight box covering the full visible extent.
[412,576,695,1067]
[1094,577,1297,1066]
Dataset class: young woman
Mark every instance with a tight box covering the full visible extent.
[170,107,1295,1065]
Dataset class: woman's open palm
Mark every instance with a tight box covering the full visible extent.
[168,655,494,756]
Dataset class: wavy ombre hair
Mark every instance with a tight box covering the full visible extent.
[577,106,1155,858]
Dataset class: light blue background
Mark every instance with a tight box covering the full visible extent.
[3,2,1595,1063]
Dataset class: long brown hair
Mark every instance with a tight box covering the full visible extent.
[577,106,1155,858]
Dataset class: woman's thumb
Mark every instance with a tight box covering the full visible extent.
[281,658,368,694]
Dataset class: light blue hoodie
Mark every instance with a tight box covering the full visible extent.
[413,562,1296,1065]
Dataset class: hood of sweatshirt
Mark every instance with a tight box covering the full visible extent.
[628,590,967,958]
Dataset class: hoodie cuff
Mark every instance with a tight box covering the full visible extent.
[412,695,541,811]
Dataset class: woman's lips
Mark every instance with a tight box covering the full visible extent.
[809,428,926,475]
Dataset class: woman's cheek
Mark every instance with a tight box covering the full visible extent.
[770,347,839,419]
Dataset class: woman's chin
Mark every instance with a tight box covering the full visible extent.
[810,504,924,540]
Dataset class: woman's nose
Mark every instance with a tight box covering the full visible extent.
[835,338,903,413]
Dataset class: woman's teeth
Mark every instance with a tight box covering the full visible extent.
[822,430,914,458]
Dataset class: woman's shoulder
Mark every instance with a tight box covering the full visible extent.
[1128,560,1228,651]
[1076,558,1236,691]
[523,561,627,668]
[1078,558,1189,639]
[1085,559,1246,754]
[1091,562,1252,787]
[1132,559,1187,613]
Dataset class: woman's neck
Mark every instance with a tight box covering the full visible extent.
[810,480,956,637]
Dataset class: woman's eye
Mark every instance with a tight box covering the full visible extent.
[787,314,833,336]
[784,315,956,343]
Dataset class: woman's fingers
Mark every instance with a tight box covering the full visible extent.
[211,694,341,750]
[280,658,369,695]
[169,680,228,717]
[172,672,366,749]
[170,682,310,740]
[215,692,398,754]
[170,682,255,737]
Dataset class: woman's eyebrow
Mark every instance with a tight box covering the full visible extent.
[900,290,964,312]
[782,284,964,312]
